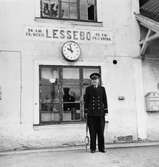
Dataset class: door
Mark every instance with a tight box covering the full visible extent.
[0,51,21,124]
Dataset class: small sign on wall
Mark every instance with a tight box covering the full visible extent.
[145,92,159,112]
[24,26,113,43]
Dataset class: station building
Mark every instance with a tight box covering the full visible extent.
[1,0,157,150]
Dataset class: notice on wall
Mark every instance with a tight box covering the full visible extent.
[145,92,159,112]
[24,26,112,43]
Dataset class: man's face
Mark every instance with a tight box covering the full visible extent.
[91,78,99,86]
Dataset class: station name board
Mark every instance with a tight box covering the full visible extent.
[25,26,112,43]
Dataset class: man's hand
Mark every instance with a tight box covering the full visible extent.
[105,113,109,123]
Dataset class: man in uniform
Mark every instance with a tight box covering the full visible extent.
[84,73,108,153]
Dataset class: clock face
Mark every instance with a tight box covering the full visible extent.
[62,41,81,61]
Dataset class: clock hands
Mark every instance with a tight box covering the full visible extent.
[67,43,73,53]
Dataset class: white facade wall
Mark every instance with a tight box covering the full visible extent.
[142,60,159,140]
[0,0,145,151]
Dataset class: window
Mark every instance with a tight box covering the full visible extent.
[39,66,100,124]
[41,0,97,21]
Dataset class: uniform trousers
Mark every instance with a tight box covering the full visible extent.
[87,116,105,151]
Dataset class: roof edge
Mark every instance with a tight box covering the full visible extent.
[134,13,159,32]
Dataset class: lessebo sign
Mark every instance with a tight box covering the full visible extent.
[25,26,112,43]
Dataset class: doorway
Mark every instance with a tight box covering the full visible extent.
[0,51,21,124]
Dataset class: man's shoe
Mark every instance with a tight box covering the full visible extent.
[91,150,95,153]
[99,150,106,153]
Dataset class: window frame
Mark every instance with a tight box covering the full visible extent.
[38,65,101,125]
[40,0,98,22]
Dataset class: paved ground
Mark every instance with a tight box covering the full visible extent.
[0,146,159,167]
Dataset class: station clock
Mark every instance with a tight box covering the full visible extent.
[62,41,81,61]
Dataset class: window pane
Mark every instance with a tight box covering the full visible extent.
[41,67,59,80]
[80,0,88,20]
[61,1,69,18]
[63,68,80,86]
[83,68,99,79]
[39,66,60,123]
[41,0,59,18]
[61,0,77,19]
[42,0,50,16]
[80,0,96,21]
[63,103,80,121]
[41,102,60,112]
[70,3,78,19]
[62,67,80,121]
[63,68,79,79]
[63,87,80,102]
[41,112,60,122]
[63,86,81,121]
[40,84,59,104]
[50,0,59,18]
[40,67,59,103]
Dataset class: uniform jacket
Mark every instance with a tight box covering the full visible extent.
[84,85,108,116]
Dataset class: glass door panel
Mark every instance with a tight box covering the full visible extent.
[62,67,81,121]
[39,66,60,122]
